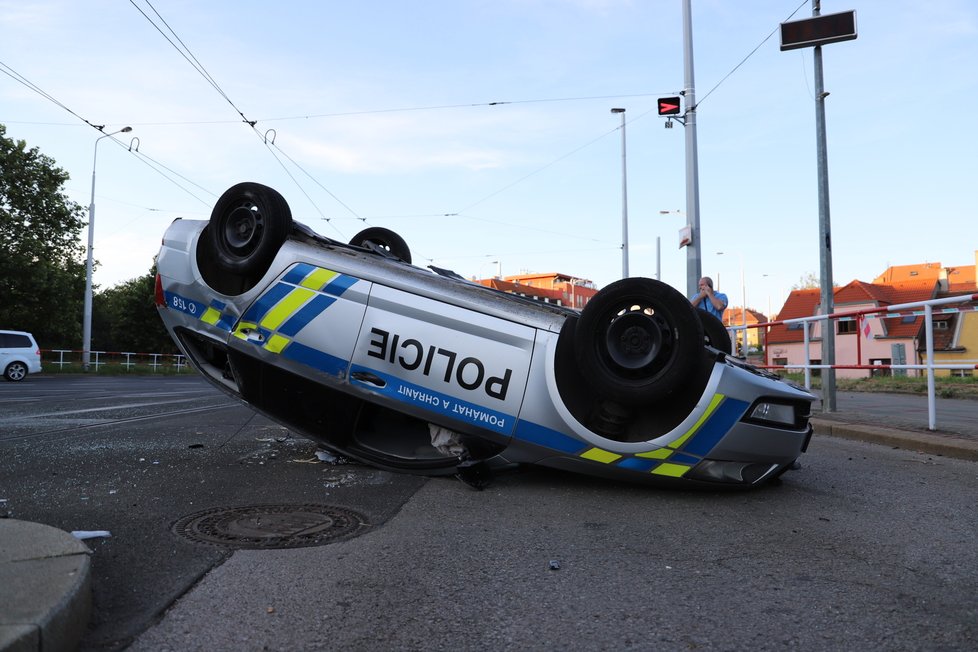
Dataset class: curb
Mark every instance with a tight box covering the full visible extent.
[811,418,978,462]
[0,520,92,652]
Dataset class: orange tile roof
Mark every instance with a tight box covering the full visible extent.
[766,280,940,344]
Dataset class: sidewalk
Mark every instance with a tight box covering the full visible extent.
[2,392,976,652]
[0,521,91,652]
[810,390,978,462]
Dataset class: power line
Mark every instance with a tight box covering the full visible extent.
[0,60,108,133]
[129,0,257,128]
[258,92,671,122]
[696,0,809,109]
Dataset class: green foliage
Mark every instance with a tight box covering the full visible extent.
[791,272,840,291]
[93,265,177,354]
[0,124,87,347]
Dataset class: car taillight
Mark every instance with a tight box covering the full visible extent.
[155,274,166,307]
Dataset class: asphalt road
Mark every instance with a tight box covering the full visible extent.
[2,376,977,651]
[0,375,426,650]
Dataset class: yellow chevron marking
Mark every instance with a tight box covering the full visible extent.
[670,393,725,449]
[651,462,691,478]
[300,267,338,291]
[580,447,622,464]
[200,307,221,325]
[260,288,315,330]
[264,334,290,354]
[636,447,674,460]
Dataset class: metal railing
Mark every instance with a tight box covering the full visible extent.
[42,349,189,373]
[725,292,978,431]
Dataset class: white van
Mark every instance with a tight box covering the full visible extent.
[0,330,42,381]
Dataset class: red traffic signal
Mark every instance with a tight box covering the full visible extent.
[657,97,682,116]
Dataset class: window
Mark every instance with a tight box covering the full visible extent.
[0,333,31,348]
[870,358,892,378]
[952,369,973,378]
[837,320,858,335]
[933,321,949,330]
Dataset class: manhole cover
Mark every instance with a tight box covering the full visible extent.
[173,504,368,549]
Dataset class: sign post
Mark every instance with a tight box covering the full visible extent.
[779,2,857,413]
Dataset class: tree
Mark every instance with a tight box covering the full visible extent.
[791,272,821,290]
[0,124,87,347]
[93,265,176,354]
[791,272,840,291]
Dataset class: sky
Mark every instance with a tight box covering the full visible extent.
[2,0,976,317]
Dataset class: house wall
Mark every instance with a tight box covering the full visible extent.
[928,311,978,377]
[768,312,921,379]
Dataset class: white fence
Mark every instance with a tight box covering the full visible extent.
[726,292,978,431]
[44,349,190,372]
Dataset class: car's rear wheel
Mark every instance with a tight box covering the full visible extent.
[349,227,412,264]
[698,309,733,354]
[575,277,706,404]
[208,182,292,279]
[4,361,28,382]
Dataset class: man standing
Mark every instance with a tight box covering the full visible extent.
[690,276,728,320]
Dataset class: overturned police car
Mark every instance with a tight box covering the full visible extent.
[156,182,814,488]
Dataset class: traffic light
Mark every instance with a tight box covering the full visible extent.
[657,97,682,116]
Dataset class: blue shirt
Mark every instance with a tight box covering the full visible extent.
[691,290,728,320]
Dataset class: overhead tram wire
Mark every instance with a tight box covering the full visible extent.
[257,92,672,123]
[0,61,107,133]
[0,59,217,209]
[108,93,676,128]
[126,146,216,207]
[130,0,357,234]
[694,0,809,109]
[439,104,657,249]
[130,0,256,128]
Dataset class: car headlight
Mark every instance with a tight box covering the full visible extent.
[744,399,808,429]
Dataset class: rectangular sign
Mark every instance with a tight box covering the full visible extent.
[780,10,857,51]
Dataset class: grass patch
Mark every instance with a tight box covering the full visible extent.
[781,372,978,399]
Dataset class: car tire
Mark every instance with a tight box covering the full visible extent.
[349,227,412,264]
[575,277,706,405]
[698,310,733,355]
[208,182,293,278]
[4,361,28,382]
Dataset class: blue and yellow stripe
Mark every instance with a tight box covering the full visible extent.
[512,393,749,479]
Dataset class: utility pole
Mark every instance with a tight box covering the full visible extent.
[813,17,837,411]
[779,2,857,412]
[682,0,702,298]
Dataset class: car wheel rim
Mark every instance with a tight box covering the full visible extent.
[604,310,665,371]
[10,365,26,380]
[223,205,264,255]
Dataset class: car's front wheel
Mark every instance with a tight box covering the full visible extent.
[575,277,706,404]
[4,361,28,382]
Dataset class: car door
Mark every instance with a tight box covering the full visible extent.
[227,262,372,384]
[348,284,536,438]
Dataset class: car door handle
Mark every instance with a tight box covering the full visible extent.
[351,371,386,388]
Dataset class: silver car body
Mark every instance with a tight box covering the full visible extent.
[157,215,814,488]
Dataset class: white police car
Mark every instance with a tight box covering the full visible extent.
[156,183,814,488]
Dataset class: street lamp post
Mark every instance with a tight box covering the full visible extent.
[611,108,628,278]
[82,126,132,372]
